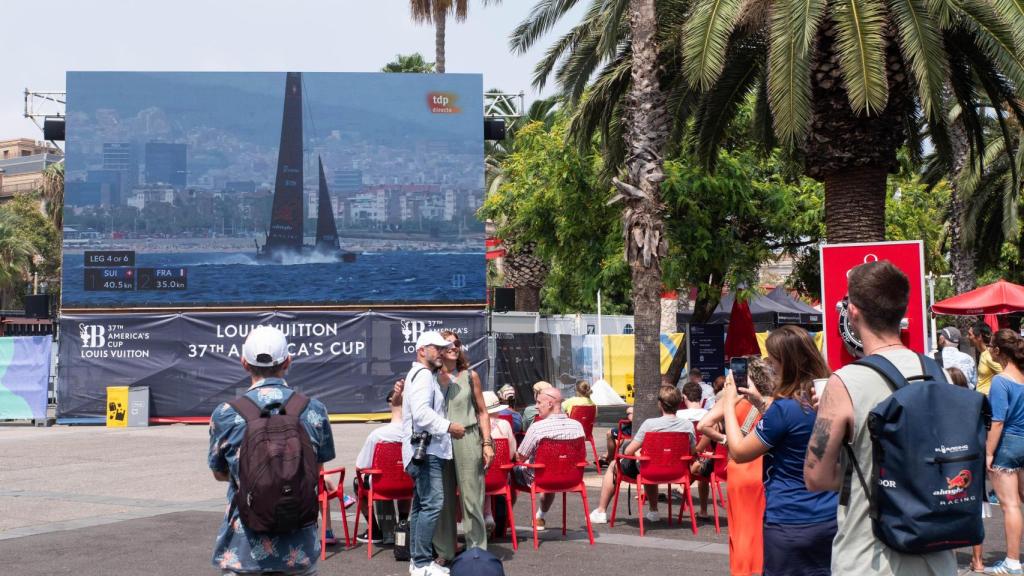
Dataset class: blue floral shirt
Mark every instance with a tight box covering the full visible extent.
[208,378,335,573]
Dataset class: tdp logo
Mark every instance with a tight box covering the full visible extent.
[80,324,106,348]
[401,321,426,345]
[427,92,461,114]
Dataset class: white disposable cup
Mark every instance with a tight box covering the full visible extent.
[813,378,828,399]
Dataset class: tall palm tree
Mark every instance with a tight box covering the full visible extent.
[39,162,64,231]
[409,1,501,73]
[512,0,672,423]
[680,0,1024,241]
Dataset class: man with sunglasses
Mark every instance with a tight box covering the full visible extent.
[512,387,584,530]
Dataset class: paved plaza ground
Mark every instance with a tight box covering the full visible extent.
[0,422,1007,575]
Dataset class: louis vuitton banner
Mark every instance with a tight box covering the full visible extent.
[58,310,487,420]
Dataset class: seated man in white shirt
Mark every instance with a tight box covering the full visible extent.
[350,388,409,544]
[677,381,709,423]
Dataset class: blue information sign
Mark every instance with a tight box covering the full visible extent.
[688,324,725,384]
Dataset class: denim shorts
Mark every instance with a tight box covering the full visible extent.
[993,433,1024,472]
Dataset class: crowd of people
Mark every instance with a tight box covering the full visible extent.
[205,260,1024,576]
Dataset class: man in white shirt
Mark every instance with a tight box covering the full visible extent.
[688,368,716,408]
[677,381,709,423]
[937,327,977,388]
[402,331,465,576]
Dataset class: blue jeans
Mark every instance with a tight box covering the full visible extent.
[406,455,445,568]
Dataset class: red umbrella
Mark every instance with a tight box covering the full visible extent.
[932,280,1024,315]
[725,297,761,359]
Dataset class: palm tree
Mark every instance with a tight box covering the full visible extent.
[680,0,1024,242]
[512,0,672,423]
[409,1,501,73]
[515,0,1024,243]
[39,162,64,231]
[381,53,436,73]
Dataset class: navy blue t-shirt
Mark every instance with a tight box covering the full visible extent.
[754,398,838,525]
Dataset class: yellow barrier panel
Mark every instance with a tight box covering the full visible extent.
[106,386,129,427]
[602,333,686,403]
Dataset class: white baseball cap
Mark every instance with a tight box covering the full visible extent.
[242,326,290,367]
[415,330,453,350]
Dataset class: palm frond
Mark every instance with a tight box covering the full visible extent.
[510,0,587,55]
[752,70,777,154]
[692,35,766,170]
[951,0,1024,90]
[992,0,1024,47]
[530,2,603,90]
[683,0,745,90]
[597,0,631,60]
[556,16,607,103]
[832,0,889,115]
[766,0,824,143]
[887,0,948,121]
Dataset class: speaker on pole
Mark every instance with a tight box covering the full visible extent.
[493,287,515,312]
[484,118,506,141]
[24,295,50,319]
[43,117,65,142]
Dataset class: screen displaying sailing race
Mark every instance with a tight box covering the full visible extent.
[61,71,485,307]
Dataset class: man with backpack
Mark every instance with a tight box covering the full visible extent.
[208,326,335,575]
[805,261,986,575]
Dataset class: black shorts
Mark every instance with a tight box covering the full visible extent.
[762,518,837,576]
[618,458,639,479]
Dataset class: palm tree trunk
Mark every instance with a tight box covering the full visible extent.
[620,0,671,428]
[434,3,447,73]
[946,115,977,296]
[823,167,888,242]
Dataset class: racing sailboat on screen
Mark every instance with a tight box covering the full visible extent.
[256,72,356,263]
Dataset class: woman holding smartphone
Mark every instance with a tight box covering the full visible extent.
[723,325,836,576]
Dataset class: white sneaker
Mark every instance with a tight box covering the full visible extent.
[428,561,451,575]
[535,511,547,531]
[410,564,428,576]
[644,510,661,523]
[589,509,608,524]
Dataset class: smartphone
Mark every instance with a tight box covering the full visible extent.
[730,357,749,391]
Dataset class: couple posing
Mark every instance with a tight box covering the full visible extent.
[401,330,492,576]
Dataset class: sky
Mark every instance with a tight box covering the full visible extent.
[2,0,584,140]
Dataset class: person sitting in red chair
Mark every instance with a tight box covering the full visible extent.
[587,386,695,525]
[511,387,584,530]
[348,387,409,544]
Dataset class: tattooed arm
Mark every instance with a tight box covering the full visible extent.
[804,374,854,492]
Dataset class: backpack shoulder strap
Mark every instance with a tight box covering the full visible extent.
[919,354,949,384]
[282,391,310,418]
[852,353,910,392]
[229,395,262,422]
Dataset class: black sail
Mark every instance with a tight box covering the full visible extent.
[264,72,304,252]
[315,157,340,252]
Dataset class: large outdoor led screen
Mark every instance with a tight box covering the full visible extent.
[62,72,485,307]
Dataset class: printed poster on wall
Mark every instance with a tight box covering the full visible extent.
[0,336,51,420]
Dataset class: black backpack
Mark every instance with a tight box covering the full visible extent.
[846,353,990,554]
[230,392,320,533]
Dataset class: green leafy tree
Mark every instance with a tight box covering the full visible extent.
[0,193,60,306]
[381,53,436,73]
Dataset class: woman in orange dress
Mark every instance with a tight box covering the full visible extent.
[696,357,775,576]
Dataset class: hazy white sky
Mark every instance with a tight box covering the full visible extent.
[3,0,582,139]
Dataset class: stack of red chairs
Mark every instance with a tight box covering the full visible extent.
[609,431,697,536]
[353,442,414,559]
[513,436,595,549]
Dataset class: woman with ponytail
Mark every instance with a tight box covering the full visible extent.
[984,329,1024,574]
[562,379,596,414]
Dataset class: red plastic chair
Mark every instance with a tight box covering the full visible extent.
[568,405,601,473]
[690,443,728,534]
[493,412,517,434]
[318,466,352,559]
[484,438,518,550]
[354,442,414,559]
[609,431,697,536]
[513,437,595,549]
